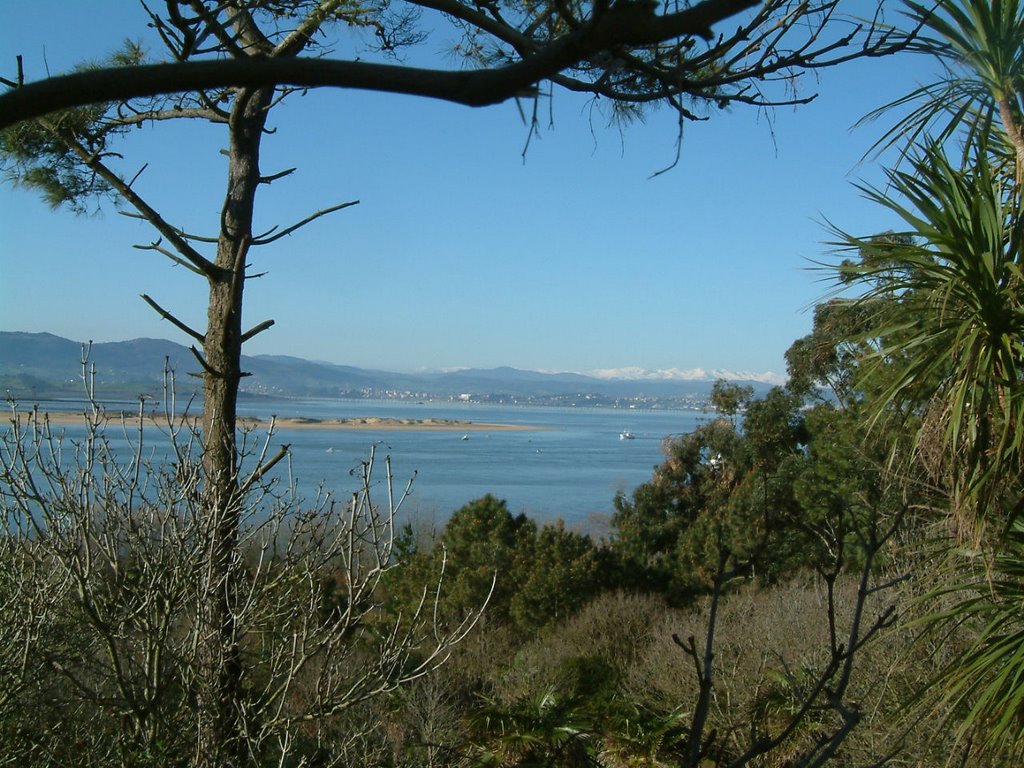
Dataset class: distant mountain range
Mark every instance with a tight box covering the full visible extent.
[0,332,779,404]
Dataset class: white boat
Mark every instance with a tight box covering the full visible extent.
[620,431,635,440]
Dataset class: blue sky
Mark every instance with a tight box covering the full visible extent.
[0,1,933,380]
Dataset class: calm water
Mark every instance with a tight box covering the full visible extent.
[20,399,712,528]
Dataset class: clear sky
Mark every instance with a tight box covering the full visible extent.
[0,1,932,381]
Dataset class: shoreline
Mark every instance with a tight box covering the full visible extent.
[8,410,544,432]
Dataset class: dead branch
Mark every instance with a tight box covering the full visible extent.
[132,239,206,275]
[141,293,206,344]
[37,119,221,278]
[250,200,360,246]
[258,167,296,184]
[240,318,275,344]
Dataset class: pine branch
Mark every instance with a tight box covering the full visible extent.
[240,319,274,344]
[259,168,296,184]
[0,0,765,130]
[141,294,206,344]
[188,345,217,378]
[119,212,220,243]
[38,120,221,277]
[132,239,206,275]
[251,200,359,245]
[273,0,350,57]
[107,107,228,126]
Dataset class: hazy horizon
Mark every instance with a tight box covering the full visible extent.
[1,329,788,385]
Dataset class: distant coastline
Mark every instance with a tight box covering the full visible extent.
[238,416,540,432]
[2,331,778,412]
[9,410,542,432]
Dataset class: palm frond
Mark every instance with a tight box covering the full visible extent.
[835,140,1023,524]
[858,0,1023,172]
[919,521,1024,760]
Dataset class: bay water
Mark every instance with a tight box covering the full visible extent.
[19,399,712,530]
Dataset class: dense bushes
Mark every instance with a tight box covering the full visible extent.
[368,374,952,766]
[387,494,608,635]
[0,378,997,766]
[1,361,1000,767]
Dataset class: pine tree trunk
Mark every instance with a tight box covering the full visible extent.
[196,85,272,768]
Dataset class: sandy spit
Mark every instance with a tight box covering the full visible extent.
[8,410,544,432]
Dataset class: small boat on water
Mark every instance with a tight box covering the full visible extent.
[461,434,470,441]
[619,431,635,440]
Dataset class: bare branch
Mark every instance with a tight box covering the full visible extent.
[238,442,290,496]
[37,121,221,277]
[132,238,206,275]
[272,0,350,57]
[188,344,217,377]
[683,536,730,767]
[250,200,359,246]
[240,319,274,344]
[108,106,228,126]
[121,211,219,243]
[126,162,148,188]
[259,167,296,184]
[140,293,206,344]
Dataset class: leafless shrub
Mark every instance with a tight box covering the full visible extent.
[0,359,483,765]
[381,671,468,768]
[626,576,850,719]
[641,535,981,766]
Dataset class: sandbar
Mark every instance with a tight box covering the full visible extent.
[7,410,543,432]
[239,416,539,432]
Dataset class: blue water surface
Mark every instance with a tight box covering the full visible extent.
[24,399,713,529]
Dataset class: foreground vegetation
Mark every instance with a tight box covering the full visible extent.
[2,0,1022,764]
[0,352,1007,765]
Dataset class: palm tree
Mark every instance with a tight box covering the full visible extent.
[861,0,1024,184]
[837,139,1023,527]
[464,689,597,768]
[839,3,1024,760]
[924,520,1024,761]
